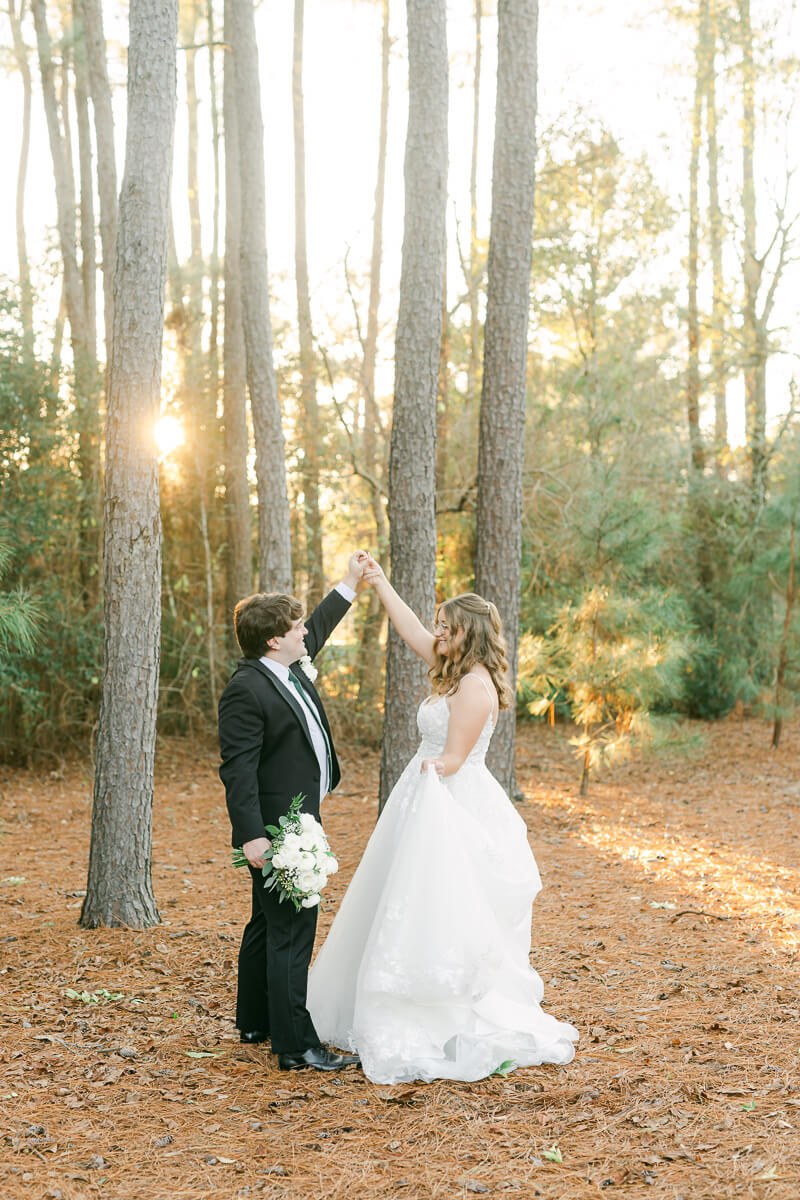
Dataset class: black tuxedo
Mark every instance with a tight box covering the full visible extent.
[218,588,351,1054]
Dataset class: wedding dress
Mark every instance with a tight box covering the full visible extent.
[307,681,579,1084]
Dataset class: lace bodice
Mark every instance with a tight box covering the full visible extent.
[416,694,495,767]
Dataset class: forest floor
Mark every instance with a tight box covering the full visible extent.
[1,717,799,1200]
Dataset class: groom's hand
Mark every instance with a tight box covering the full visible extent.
[242,836,271,869]
[342,549,369,591]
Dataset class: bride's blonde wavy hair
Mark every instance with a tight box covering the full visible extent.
[429,593,513,710]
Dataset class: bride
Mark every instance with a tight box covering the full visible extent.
[307,562,578,1084]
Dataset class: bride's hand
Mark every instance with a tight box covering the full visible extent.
[421,758,444,776]
[362,555,386,585]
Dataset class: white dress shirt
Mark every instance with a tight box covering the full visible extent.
[257,583,354,803]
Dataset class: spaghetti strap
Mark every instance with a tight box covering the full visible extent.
[462,672,498,718]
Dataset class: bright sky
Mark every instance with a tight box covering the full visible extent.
[1,0,798,445]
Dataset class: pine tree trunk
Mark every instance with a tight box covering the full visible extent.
[81,0,178,929]
[772,518,796,749]
[355,0,390,709]
[80,0,117,362]
[468,0,483,409]
[737,0,766,513]
[222,0,253,629]
[73,4,97,364]
[292,0,324,607]
[207,0,221,391]
[379,0,448,807]
[32,0,101,608]
[706,8,727,470]
[8,0,35,362]
[475,0,539,797]
[687,0,706,476]
[230,0,292,592]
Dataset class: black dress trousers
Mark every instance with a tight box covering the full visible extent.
[235,863,321,1054]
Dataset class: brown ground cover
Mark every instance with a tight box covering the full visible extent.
[1,717,799,1200]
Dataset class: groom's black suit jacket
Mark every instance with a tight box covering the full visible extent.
[218,588,350,847]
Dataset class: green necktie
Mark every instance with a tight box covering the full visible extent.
[288,669,332,788]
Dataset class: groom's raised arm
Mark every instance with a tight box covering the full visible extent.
[303,550,366,659]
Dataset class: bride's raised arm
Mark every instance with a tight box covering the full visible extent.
[363,558,436,666]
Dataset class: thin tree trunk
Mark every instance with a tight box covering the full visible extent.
[738,0,765,512]
[32,0,100,608]
[436,272,449,487]
[50,279,67,391]
[230,0,292,592]
[8,0,35,362]
[706,7,727,470]
[356,0,390,708]
[207,0,221,390]
[222,0,252,632]
[81,0,117,363]
[292,0,324,606]
[772,518,796,749]
[468,0,482,408]
[687,0,706,476]
[475,0,539,797]
[81,0,178,929]
[182,0,218,704]
[379,0,448,808]
[73,1,97,363]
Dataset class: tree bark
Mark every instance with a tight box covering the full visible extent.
[355,0,390,708]
[207,0,221,388]
[73,0,97,364]
[8,0,35,362]
[230,0,292,592]
[475,0,539,797]
[706,6,727,470]
[32,0,100,608]
[772,517,795,750]
[379,0,448,807]
[81,0,178,929]
[737,0,766,512]
[292,0,324,607]
[687,0,706,476]
[81,0,117,363]
[222,0,253,627]
[468,0,483,409]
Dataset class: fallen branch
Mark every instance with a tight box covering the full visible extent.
[668,909,738,923]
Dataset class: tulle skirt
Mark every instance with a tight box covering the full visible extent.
[308,755,579,1084]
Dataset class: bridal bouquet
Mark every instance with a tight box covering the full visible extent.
[232,794,338,911]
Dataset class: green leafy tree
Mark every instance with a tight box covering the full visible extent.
[523,586,690,794]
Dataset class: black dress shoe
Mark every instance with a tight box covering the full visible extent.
[239,1029,269,1045]
[278,1046,360,1071]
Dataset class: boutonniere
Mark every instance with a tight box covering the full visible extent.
[297,654,318,683]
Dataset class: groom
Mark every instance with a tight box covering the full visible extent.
[218,551,367,1071]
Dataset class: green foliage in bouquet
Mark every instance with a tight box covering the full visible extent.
[232,794,338,911]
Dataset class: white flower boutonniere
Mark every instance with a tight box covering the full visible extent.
[298,654,318,683]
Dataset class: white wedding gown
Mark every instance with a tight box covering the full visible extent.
[307,690,579,1084]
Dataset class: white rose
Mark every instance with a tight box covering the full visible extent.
[300,893,321,908]
[279,847,305,871]
[297,871,318,893]
[323,855,339,875]
[298,836,318,853]
[299,812,318,831]
[282,831,302,851]
[298,654,318,683]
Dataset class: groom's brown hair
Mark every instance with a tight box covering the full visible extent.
[234,592,304,658]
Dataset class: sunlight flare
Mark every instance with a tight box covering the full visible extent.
[154,415,184,458]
